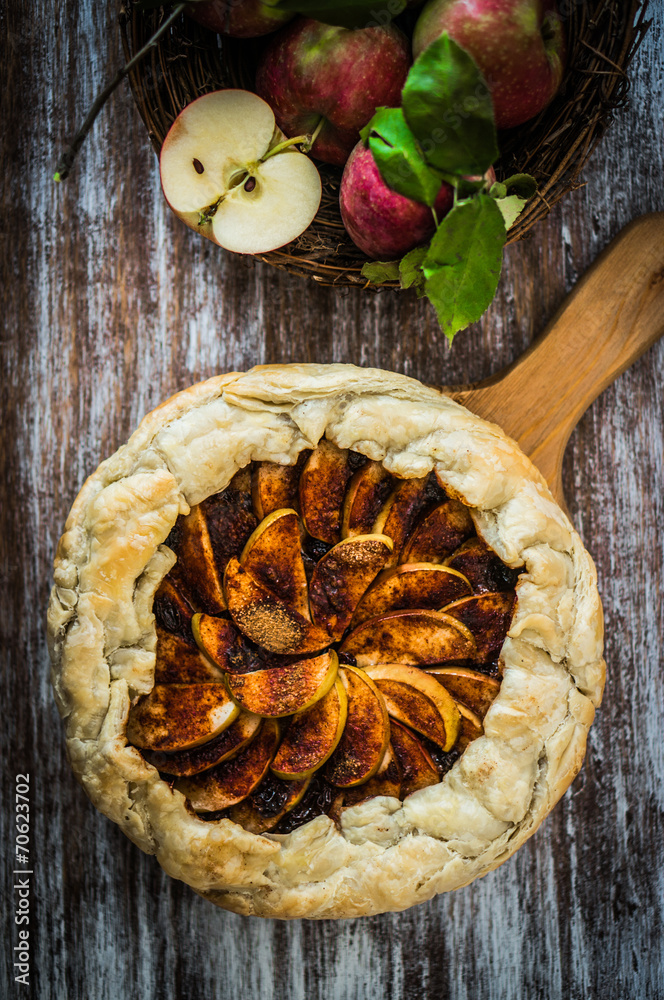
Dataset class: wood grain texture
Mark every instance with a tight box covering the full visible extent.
[449,212,664,505]
[1,3,663,999]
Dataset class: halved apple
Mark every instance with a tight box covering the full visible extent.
[224,557,330,653]
[341,461,393,538]
[160,90,322,253]
[351,563,471,627]
[141,710,261,777]
[365,663,461,751]
[373,475,441,566]
[228,774,311,834]
[175,717,279,812]
[152,577,195,639]
[442,592,516,663]
[326,665,390,787]
[172,503,226,614]
[389,720,440,797]
[426,666,501,720]
[271,675,347,779]
[226,649,338,717]
[299,440,353,544]
[400,499,474,564]
[155,625,225,684]
[240,509,309,617]
[126,683,240,753]
[252,453,309,520]
[340,609,476,667]
[445,536,521,594]
[342,744,401,806]
[309,534,393,639]
[456,703,484,752]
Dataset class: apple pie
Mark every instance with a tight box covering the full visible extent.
[48,365,604,918]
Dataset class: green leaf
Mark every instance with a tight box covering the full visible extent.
[361,260,400,284]
[422,194,506,341]
[494,194,527,230]
[455,176,486,199]
[488,173,537,229]
[362,108,442,206]
[399,246,428,296]
[501,173,538,199]
[402,33,498,176]
[271,0,406,28]
[489,181,507,200]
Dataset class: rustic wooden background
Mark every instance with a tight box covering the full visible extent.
[2,2,663,998]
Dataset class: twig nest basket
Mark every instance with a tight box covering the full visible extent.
[121,1,649,288]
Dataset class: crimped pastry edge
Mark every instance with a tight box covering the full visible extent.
[47,364,604,919]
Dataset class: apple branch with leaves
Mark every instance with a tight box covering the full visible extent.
[360,34,537,342]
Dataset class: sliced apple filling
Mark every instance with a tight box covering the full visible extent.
[127,442,522,833]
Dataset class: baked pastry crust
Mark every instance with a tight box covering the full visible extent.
[47,364,604,918]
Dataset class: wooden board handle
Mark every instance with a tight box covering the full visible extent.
[451,213,664,504]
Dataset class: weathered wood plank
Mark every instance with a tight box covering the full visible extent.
[1,1,663,998]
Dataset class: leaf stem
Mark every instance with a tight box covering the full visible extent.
[54,3,187,182]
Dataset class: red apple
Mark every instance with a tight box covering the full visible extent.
[255,18,411,167]
[340,142,454,259]
[412,0,566,129]
[186,0,293,38]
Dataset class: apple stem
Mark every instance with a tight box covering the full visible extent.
[305,116,325,152]
[262,134,311,162]
[262,117,324,162]
[53,3,187,182]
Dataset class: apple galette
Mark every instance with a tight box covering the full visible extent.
[48,365,604,919]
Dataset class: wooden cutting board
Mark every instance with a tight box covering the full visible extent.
[445,213,664,507]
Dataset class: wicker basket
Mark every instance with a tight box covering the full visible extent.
[121,0,650,288]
